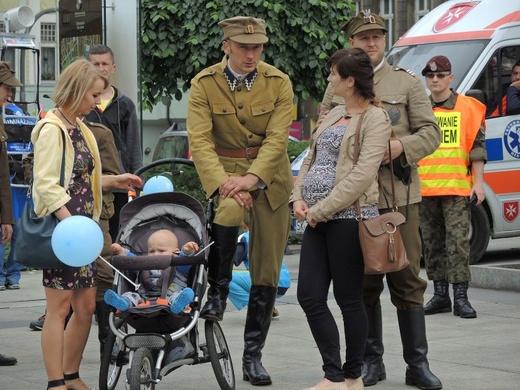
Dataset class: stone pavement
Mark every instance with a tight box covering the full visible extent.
[1,245,519,390]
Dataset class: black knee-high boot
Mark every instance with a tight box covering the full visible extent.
[397,308,443,390]
[362,304,386,386]
[201,224,239,321]
[96,300,112,358]
[242,285,277,386]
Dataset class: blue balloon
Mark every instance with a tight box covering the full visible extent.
[143,175,174,194]
[51,216,104,267]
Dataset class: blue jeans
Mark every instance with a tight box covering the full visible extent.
[0,221,23,285]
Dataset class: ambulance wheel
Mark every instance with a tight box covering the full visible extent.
[99,321,128,390]
[205,320,235,390]
[128,347,156,390]
[469,203,490,264]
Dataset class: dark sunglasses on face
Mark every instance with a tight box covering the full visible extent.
[424,72,451,79]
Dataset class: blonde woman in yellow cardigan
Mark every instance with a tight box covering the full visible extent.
[31,59,141,390]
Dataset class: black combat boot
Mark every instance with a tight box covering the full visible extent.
[200,224,239,321]
[96,300,112,358]
[453,282,477,319]
[397,308,443,390]
[242,285,277,386]
[424,281,451,315]
[362,304,386,386]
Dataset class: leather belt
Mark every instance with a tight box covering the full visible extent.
[215,145,260,159]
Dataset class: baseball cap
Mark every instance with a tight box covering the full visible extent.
[219,16,269,44]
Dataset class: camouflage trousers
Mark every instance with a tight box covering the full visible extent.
[419,196,471,283]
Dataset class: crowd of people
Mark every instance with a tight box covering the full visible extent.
[0,8,495,390]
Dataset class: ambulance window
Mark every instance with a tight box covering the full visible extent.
[474,46,520,118]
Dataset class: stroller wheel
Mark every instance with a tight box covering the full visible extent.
[99,321,128,390]
[205,320,235,390]
[128,347,156,390]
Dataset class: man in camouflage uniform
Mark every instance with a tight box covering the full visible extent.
[418,55,486,320]
[321,10,442,389]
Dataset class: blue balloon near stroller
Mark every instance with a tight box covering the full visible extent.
[143,175,174,194]
[51,215,104,267]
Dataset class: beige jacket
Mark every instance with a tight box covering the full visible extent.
[291,105,391,222]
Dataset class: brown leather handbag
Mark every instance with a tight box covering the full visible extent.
[353,114,410,275]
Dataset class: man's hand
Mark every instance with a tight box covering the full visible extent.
[292,200,309,221]
[233,191,253,209]
[511,80,520,90]
[1,224,12,244]
[219,173,259,199]
[381,139,404,165]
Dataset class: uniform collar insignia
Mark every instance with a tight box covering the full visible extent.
[223,67,258,92]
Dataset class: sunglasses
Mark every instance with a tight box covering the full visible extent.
[424,72,451,79]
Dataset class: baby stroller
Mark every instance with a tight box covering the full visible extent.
[99,158,235,390]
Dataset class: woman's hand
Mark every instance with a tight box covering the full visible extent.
[102,173,143,191]
[110,243,126,256]
[293,200,309,221]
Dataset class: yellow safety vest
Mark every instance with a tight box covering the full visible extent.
[418,95,486,196]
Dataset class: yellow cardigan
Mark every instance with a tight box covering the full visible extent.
[31,109,102,220]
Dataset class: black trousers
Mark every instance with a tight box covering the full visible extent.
[297,219,367,381]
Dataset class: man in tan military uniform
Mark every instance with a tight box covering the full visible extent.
[322,10,443,390]
[187,16,293,386]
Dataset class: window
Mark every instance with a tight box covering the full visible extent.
[415,0,431,21]
[473,46,520,117]
[40,23,57,81]
[380,0,393,50]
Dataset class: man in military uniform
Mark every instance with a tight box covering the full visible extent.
[187,16,293,386]
[419,56,486,319]
[321,10,443,390]
[0,61,20,366]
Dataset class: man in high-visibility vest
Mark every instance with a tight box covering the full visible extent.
[418,55,487,319]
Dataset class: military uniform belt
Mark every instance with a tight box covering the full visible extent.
[215,145,260,159]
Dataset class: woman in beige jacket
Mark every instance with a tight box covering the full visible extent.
[291,48,391,390]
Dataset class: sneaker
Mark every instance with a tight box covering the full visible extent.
[104,290,130,312]
[170,288,194,314]
[272,307,280,319]
[6,283,20,290]
[0,284,5,291]
[29,314,46,331]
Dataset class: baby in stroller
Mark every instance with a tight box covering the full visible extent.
[104,229,199,315]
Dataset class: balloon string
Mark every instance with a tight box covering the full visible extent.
[98,255,141,291]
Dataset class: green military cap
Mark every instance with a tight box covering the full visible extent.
[0,61,22,87]
[341,9,387,37]
[218,16,269,44]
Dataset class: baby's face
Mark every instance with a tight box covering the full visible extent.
[147,233,179,256]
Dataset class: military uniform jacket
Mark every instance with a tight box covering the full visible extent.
[0,119,14,225]
[84,120,121,220]
[322,59,441,207]
[187,56,294,210]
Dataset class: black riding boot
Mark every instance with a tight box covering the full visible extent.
[242,285,277,386]
[96,300,112,358]
[453,282,477,318]
[200,224,239,321]
[424,281,451,315]
[362,304,386,386]
[397,308,443,390]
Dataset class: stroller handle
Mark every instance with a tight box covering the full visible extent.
[111,252,206,270]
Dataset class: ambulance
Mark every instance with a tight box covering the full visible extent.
[386,0,520,263]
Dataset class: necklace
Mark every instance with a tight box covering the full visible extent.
[57,108,76,127]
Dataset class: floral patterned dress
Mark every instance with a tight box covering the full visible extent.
[43,126,97,289]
